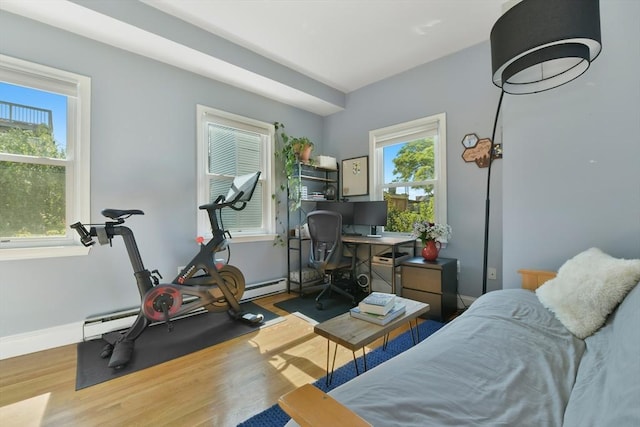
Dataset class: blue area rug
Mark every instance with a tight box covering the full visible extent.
[237,319,444,426]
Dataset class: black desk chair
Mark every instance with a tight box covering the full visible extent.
[307,210,357,310]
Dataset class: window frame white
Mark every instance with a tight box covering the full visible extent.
[196,105,275,242]
[369,113,447,235]
[0,55,91,261]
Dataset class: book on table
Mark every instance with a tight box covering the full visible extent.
[350,302,406,326]
[359,292,396,315]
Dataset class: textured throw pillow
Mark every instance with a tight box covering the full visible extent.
[536,247,640,339]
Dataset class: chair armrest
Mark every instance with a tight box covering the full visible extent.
[278,384,371,427]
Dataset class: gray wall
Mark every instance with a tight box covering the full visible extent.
[322,0,640,296]
[502,0,640,285]
[2,0,638,339]
[323,42,504,298]
[0,12,321,336]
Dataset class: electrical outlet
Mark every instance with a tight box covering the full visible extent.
[488,267,497,280]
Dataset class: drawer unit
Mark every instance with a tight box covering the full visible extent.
[401,257,457,321]
[402,267,441,293]
[402,288,442,318]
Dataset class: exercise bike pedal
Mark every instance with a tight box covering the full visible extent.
[228,309,264,325]
[100,343,114,359]
[241,312,264,325]
[108,339,134,369]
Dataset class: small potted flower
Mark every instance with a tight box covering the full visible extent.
[412,221,452,261]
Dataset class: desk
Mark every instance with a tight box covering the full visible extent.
[341,235,416,294]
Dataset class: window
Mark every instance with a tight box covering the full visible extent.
[196,105,274,241]
[369,113,447,234]
[0,55,90,261]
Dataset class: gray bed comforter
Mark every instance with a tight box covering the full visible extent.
[287,289,585,426]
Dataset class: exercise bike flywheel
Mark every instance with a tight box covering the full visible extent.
[204,264,246,312]
[142,285,182,321]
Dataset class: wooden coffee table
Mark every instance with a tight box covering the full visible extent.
[314,296,430,384]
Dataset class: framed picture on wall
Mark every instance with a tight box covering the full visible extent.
[342,156,369,197]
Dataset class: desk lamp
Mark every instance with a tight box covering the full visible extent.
[482,0,602,294]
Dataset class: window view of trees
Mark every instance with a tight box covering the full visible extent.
[0,124,66,239]
[1,59,89,257]
[383,137,436,233]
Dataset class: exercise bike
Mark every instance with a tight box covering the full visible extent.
[71,172,264,369]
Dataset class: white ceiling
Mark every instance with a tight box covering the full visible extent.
[3,0,506,115]
[143,0,505,93]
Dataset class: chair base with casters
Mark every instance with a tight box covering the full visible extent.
[315,269,360,310]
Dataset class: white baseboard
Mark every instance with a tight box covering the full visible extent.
[0,277,287,360]
[241,278,287,301]
[0,321,83,360]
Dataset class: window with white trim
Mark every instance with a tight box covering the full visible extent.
[196,105,274,241]
[0,55,91,261]
[369,113,447,234]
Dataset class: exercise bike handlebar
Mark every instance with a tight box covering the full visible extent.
[198,190,247,212]
[71,222,95,247]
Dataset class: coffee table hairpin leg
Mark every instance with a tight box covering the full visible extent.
[409,319,420,344]
[325,340,369,386]
[324,320,423,386]
[326,339,337,386]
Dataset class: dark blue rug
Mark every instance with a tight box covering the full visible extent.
[237,319,445,426]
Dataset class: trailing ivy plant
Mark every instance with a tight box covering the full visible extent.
[272,122,315,246]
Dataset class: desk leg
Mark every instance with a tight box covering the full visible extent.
[391,252,396,294]
[367,244,372,293]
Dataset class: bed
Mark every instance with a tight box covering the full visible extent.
[280,248,640,426]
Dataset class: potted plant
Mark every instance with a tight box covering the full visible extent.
[291,136,314,163]
[273,122,316,245]
[411,221,452,261]
[274,122,316,209]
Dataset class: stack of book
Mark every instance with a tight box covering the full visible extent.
[350,292,406,325]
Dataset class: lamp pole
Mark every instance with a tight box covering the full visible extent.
[482,90,504,295]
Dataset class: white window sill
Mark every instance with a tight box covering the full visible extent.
[228,233,278,244]
[0,245,90,261]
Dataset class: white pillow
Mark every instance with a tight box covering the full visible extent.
[536,248,640,339]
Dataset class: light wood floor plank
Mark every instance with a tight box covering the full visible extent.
[0,293,411,426]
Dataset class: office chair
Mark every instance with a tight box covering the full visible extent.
[307,210,357,310]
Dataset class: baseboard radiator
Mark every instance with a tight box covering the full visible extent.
[82,277,287,340]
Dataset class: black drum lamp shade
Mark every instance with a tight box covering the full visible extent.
[481,0,602,295]
[490,0,602,95]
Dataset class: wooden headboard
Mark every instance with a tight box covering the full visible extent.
[518,269,557,291]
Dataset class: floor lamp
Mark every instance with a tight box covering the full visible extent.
[482,0,602,294]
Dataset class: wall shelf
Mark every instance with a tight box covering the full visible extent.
[287,162,340,294]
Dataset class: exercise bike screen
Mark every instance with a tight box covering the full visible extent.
[226,171,261,202]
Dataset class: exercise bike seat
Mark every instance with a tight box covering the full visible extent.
[101,209,145,220]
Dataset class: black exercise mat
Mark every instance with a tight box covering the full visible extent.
[274,293,357,324]
[76,301,281,390]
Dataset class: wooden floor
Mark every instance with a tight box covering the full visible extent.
[0,292,414,427]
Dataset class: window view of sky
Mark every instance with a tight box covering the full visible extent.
[0,82,67,149]
[383,143,401,182]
